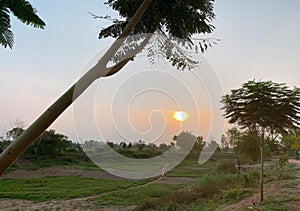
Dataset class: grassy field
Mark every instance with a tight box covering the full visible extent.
[0,152,297,210]
[92,183,182,206]
[0,177,149,202]
[0,153,235,201]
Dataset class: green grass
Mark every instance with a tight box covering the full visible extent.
[0,176,149,202]
[164,158,218,178]
[196,173,236,187]
[280,179,298,188]
[208,151,237,161]
[165,155,235,178]
[93,183,182,206]
[8,156,99,172]
[257,162,299,211]
[3,152,296,210]
[34,157,99,170]
[69,160,101,171]
[262,194,294,211]
[165,167,208,178]
[135,155,298,211]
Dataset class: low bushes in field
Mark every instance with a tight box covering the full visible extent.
[134,161,288,211]
[217,161,236,174]
[134,172,242,211]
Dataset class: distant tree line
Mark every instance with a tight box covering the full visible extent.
[0,128,208,163]
[83,131,207,160]
[2,125,299,166]
[220,125,300,162]
[0,127,86,164]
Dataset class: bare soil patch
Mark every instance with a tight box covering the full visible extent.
[1,166,123,180]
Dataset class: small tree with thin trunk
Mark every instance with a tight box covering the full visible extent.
[221,80,300,203]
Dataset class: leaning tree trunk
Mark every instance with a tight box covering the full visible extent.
[0,0,154,176]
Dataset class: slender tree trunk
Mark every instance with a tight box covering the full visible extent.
[0,0,153,176]
[260,133,264,203]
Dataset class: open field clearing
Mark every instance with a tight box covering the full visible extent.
[0,153,299,210]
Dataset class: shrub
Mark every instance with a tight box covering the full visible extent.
[134,198,164,211]
[197,174,235,187]
[278,154,289,167]
[165,203,180,211]
[221,186,249,202]
[242,170,259,187]
[217,161,236,173]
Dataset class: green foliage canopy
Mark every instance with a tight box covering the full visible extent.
[221,80,300,202]
[281,129,300,152]
[96,0,217,71]
[221,128,271,162]
[221,80,300,136]
[99,0,215,42]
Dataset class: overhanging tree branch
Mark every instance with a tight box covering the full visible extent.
[0,0,217,175]
[0,0,154,176]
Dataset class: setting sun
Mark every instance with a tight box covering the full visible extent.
[173,111,189,122]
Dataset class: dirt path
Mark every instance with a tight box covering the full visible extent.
[287,159,300,210]
[216,182,278,211]
[0,166,195,211]
[289,159,300,189]
[217,159,300,211]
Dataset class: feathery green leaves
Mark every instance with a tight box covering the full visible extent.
[96,0,216,70]
[0,5,13,48]
[221,80,300,134]
[0,0,45,48]
[99,0,215,42]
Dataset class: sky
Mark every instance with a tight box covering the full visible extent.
[1,0,300,145]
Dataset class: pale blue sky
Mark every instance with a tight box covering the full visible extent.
[1,0,300,143]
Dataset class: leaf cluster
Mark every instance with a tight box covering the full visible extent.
[281,129,300,151]
[96,0,217,71]
[0,0,45,48]
[221,80,300,135]
[99,0,215,43]
[146,33,199,70]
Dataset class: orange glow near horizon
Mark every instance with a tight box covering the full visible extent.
[173,111,189,122]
